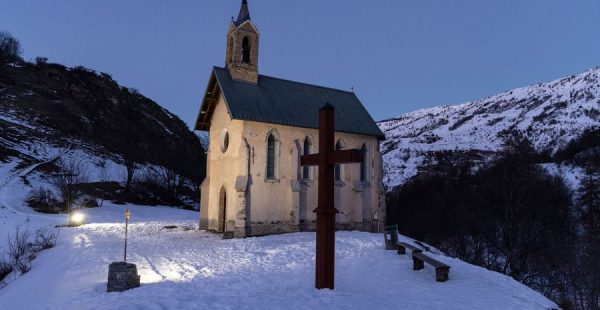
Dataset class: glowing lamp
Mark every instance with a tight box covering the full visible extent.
[69,211,85,226]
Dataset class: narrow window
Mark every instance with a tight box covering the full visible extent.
[360,143,367,181]
[242,36,251,63]
[227,37,234,64]
[303,137,311,179]
[334,140,342,181]
[267,134,276,179]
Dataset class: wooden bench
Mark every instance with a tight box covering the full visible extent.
[412,251,451,282]
[396,242,422,255]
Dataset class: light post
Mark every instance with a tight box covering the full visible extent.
[124,208,130,262]
[107,207,140,292]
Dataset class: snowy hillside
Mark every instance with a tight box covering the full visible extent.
[379,67,600,188]
[0,61,205,188]
[0,145,557,309]
[0,205,557,309]
[0,60,207,209]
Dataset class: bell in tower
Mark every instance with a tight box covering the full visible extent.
[225,0,259,84]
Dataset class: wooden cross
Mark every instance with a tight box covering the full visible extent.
[300,103,364,290]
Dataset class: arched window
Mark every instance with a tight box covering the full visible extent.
[302,137,312,180]
[360,143,367,181]
[267,133,276,179]
[334,140,343,181]
[242,36,251,63]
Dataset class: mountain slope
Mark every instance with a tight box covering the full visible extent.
[0,61,205,182]
[379,67,600,189]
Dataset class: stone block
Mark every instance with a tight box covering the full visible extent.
[107,262,141,292]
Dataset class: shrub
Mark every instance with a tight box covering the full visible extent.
[80,197,99,209]
[35,56,48,66]
[7,228,34,274]
[0,31,23,63]
[33,228,58,251]
[26,187,61,213]
[449,114,475,131]
[0,255,13,282]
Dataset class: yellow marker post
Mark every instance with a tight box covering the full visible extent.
[124,208,130,262]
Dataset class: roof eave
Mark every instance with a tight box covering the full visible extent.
[194,70,220,131]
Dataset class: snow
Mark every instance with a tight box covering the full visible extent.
[0,206,557,309]
[0,162,557,309]
[540,163,587,203]
[379,67,600,189]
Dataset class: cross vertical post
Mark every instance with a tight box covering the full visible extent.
[316,103,335,289]
[300,103,364,290]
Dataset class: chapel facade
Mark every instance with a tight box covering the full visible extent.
[194,0,386,237]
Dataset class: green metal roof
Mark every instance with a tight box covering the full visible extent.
[197,66,384,140]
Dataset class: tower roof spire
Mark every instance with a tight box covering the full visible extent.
[235,0,251,26]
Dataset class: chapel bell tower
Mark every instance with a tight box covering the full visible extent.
[226,0,259,84]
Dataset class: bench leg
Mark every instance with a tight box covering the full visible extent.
[436,267,449,282]
[413,257,424,270]
[397,244,406,255]
[385,240,395,250]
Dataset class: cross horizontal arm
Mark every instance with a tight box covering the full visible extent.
[328,149,363,164]
[300,149,363,167]
[300,154,320,166]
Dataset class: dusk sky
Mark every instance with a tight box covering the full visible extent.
[1,0,599,128]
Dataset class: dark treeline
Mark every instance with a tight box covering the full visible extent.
[387,130,600,310]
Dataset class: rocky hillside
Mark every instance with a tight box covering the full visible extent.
[0,60,205,206]
[379,67,600,189]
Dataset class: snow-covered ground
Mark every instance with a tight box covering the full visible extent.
[0,163,558,309]
[0,204,558,310]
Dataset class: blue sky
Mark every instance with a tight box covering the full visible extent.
[1,0,599,127]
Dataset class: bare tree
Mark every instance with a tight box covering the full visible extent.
[7,228,33,274]
[120,140,140,194]
[49,157,89,212]
[0,31,23,63]
[123,156,137,193]
[98,159,111,207]
[159,167,185,204]
[98,160,110,183]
